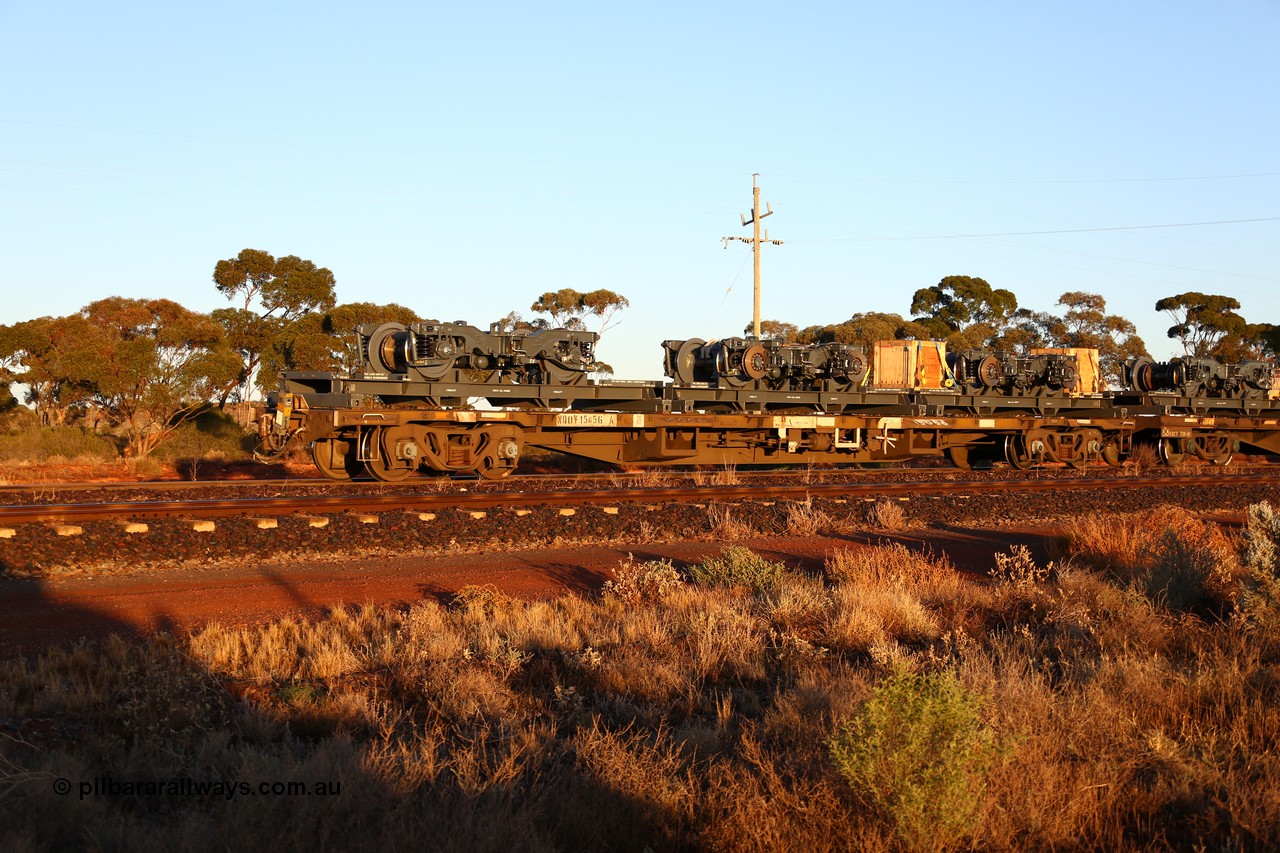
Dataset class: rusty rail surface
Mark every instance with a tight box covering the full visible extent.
[3,462,1277,498]
[2,473,1279,526]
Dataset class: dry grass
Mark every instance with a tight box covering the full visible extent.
[706,503,756,540]
[784,497,831,536]
[1060,505,1245,614]
[1127,440,1160,471]
[801,461,829,485]
[612,467,678,489]
[866,498,909,530]
[692,462,740,487]
[4,511,1280,851]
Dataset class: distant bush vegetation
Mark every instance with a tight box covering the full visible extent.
[0,419,118,463]
[0,407,255,467]
[151,409,257,463]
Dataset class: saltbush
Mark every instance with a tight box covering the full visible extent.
[1140,525,1236,615]
[602,556,685,604]
[828,667,999,852]
[1244,501,1280,575]
[687,546,784,592]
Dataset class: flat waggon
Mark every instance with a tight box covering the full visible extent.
[258,321,1280,480]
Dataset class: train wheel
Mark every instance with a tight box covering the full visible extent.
[363,428,416,482]
[311,438,362,480]
[1004,435,1035,470]
[476,455,513,480]
[1158,438,1187,466]
[671,338,705,385]
[1201,439,1234,466]
[1190,433,1234,467]
[976,355,1001,387]
[741,344,769,380]
[365,455,414,482]
[539,360,587,385]
[1066,428,1102,470]
[473,427,522,480]
[1101,440,1125,467]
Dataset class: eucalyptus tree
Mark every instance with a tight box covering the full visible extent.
[212,248,337,399]
[910,275,1019,349]
[530,288,629,334]
[75,297,241,457]
[1155,292,1272,361]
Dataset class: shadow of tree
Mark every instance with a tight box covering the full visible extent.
[0,567,688,850]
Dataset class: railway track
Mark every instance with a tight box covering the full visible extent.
[4,460,1278,498]
[4,471,1280,526]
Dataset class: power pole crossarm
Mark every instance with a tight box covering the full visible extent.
[722,174,783,339]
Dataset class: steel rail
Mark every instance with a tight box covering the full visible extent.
[3,462,1276,497]
[0,469,1046,492]
[0,478,334,493]
[2,473,1279,525]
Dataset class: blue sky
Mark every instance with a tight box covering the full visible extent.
[2,1,1276,379]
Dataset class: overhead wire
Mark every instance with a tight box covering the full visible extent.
[764,169,1280,186]
[5,117,1275,294]
[787,217,1280,243]
[705,246,753,334]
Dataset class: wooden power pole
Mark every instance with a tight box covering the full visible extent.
[723,173,783,338]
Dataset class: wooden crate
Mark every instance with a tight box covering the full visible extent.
[873,340,949,390]
[872,341,913,388]
[915,340,948,389]
[1031,347,1102,394]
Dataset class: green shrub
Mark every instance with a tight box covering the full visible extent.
[0,424,119,462]
[152,409,256,462]
[688,546,784,592]
[828,667,998,852]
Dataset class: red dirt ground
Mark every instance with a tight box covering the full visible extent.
[0,459,315,485]
[0,525,1057,657]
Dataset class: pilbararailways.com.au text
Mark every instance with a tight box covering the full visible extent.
[54,776,342,801]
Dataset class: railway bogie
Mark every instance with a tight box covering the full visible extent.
[309,421,523,481]
[359,320,597,386]
[662,337,868,392]
[947,349,1079,398]
[1127,356,1276,401]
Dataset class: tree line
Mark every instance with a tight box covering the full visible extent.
[754,275,1279,387]
[0,255,1274,459]
[0,249,630,458]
